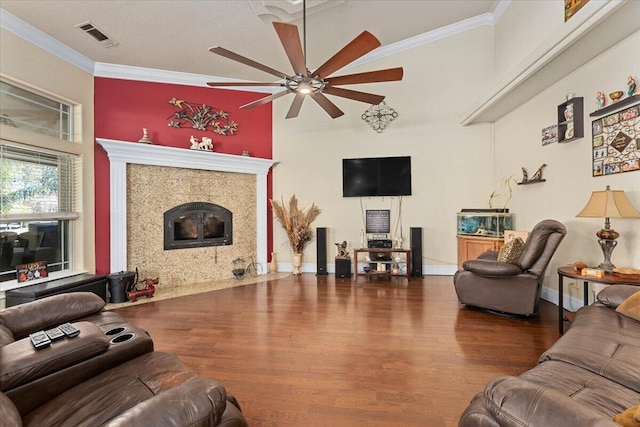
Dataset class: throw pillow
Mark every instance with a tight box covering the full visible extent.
[616,291,640,322]
[497,237,525,264]
[613,404,640,427]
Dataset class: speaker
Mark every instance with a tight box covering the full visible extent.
[367,239,392,261]
[316,227,328,276]
[335,258,352,278]
[410,227,423,278]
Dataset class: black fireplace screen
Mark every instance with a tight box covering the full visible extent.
[164,202,232,250]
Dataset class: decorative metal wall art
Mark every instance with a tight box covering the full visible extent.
[168,97,238,135]
[361,101,398,133]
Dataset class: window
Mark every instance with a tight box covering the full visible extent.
[0,79,80,283]
[0,143,79,282]
[0,81,73,141]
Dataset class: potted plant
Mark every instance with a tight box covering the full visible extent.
[270,195,321,275]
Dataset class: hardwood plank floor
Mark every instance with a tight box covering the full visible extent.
[112,274,561,427]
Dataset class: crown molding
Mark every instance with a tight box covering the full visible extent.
[2,4,508,86]
[0,7,94,74]
[93,63,276,93]
[344,13,495,71]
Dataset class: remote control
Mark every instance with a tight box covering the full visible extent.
[29,331,52,349]
[45,327,65,341]
[58,323,80,338]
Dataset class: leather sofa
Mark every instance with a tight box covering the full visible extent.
[454,219,566,316]
[0,292,247,426]
[459,284,640,426]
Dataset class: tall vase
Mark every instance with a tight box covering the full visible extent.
[269,252,277,273]
[292,253,302,276]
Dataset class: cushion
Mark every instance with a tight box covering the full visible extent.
[616,291,640,322]
[497,237,525,264]
[613,404,640,427]
[597,285,640,308]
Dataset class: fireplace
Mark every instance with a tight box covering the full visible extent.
[164,202,232,250]
[96,138,275,280]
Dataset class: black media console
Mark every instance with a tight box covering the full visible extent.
[5,273,107,307]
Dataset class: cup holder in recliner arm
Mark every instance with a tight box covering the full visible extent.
[110,333,135,344]
[105,327,126,336]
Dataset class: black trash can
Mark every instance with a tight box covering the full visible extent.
[107,271,135,303]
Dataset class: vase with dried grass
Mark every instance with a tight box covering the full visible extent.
[270,195,321,275]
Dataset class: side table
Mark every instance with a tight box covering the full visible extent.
[557,266,640,335]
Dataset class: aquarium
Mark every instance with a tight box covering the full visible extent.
[456,210,513,238]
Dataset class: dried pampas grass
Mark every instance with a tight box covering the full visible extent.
[271,195,321,254]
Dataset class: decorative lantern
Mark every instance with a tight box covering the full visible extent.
[232,258,246,279]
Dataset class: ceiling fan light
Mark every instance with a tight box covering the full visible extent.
[298,83,312,94]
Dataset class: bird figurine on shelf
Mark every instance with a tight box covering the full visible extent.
[628,75,637,97]
[530,164,547,182]
[596,91,606,109]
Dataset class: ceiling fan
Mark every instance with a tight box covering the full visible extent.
[206,0,403,119]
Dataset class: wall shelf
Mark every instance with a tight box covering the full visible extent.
[589,94,640,117]
[517,179,546,185]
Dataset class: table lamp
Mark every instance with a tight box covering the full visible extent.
[576,185,640,272]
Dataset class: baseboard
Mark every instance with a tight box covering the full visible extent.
[541,286,586,313]
[277,262,458,276]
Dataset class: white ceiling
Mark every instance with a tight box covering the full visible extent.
[1,0,501,82]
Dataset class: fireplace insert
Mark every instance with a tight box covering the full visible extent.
[164,202,232,250]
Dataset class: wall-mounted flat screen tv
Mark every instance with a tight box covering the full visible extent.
[342,156,412,197]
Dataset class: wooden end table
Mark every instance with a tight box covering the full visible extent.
[557,266,640,334]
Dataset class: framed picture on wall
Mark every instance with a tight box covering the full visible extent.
[591,104,640,177]
[565,0,591,22]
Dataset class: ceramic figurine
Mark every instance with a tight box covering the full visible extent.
[530,164,547,182]
[628,75,637,97]
[596,91,606,109]
[189,136,200,149]
[138,128,152,144]
[199,136,213,151]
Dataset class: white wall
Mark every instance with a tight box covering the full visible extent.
[272,26,495,273]
[493,29,640,306]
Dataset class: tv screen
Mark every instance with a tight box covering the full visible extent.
[342,156,412,197]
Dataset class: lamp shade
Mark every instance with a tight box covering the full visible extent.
[576,186,640,218]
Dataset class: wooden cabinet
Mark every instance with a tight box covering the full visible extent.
[457,236,504,269]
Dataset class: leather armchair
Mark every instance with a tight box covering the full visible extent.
[453,219,566,316]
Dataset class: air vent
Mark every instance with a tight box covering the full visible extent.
[74,21,118,48]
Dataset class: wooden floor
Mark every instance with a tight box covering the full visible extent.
[112,274,561,427]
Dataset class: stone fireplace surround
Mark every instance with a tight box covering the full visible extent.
[97,139,275,284]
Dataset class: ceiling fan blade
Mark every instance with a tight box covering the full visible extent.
[323,87,385,105]
[312,31,381,79]
[273,22,307,77]
[286,93,305,119]
[241,90,290,109]
[207,82,285,87]
[209,46,290,80]
[325,67,404,86]
[310,92,344,119]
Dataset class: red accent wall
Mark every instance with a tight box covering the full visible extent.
[94,78,273,275]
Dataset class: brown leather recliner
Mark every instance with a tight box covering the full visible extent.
[453,219,567,316]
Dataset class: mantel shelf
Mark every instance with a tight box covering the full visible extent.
[589,94,640,117]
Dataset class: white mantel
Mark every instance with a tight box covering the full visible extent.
[96,138,275,273]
